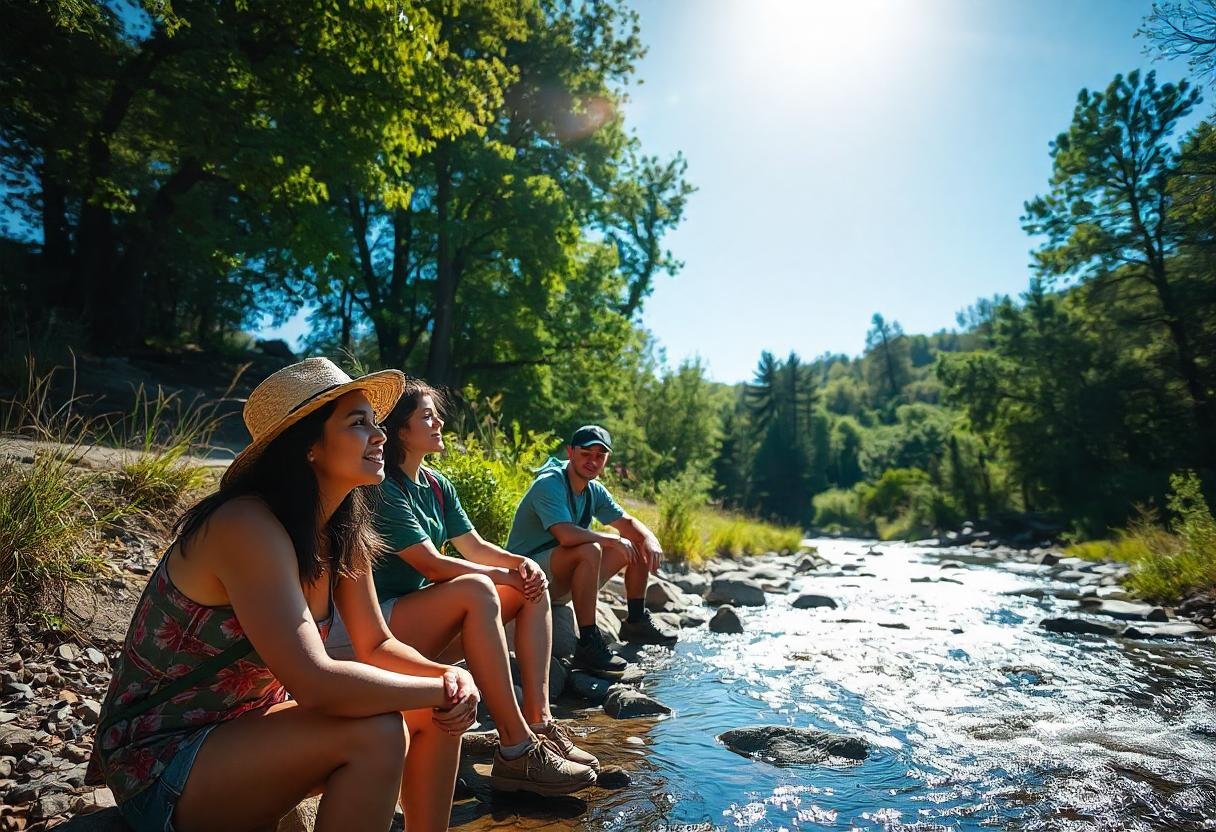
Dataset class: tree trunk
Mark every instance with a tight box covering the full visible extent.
[425,144,458,385]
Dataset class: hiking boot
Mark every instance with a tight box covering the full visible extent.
[572,628,628,678]
[534,720,600,770]
[490,738,597,796]
[618,611,679,645]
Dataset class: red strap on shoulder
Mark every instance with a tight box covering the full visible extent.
[422,468,445,513]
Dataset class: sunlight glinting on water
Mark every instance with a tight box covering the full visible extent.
[612,539,1216,831]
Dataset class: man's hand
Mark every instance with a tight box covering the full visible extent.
[517,558,548,603]
[433,667,479,735]
[640,537,663,574]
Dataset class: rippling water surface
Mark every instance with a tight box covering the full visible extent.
[455,539,1216,832]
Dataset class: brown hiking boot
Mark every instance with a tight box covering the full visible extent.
[490,738,597,796]
[534,720,600,771]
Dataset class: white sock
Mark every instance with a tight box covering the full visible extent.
[499,737,535,760]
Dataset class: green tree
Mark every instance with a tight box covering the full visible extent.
[863,312,911,408]
[1022,70,1213,464]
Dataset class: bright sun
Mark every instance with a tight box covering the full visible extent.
[730,0,909,95]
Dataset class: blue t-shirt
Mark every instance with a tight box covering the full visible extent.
[371,466,474,602]
[506,458,625,557]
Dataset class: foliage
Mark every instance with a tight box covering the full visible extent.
[655,467,711,565]
[1066,472,1216,601]
[0,362,117,621]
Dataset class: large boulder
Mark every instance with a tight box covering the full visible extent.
[717,726,869,766]
[603,684,671,719]
[708,605,744,633]
[645,577,688,613]
[567,671,615,704]
[706,577,767,606]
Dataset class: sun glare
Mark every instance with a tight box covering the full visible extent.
[730,0,910,98]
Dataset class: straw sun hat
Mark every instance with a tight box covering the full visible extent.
[222,357,405,488]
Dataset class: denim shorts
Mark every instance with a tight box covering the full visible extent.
[118,725,215,832]
[324,596,399,659]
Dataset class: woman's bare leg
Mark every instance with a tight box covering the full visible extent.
[388,574,533,746]
[496,584,552,726]
[173,701,405,832]
[400,708,461,832]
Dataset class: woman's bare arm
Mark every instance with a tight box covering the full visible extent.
[202,499,451,716]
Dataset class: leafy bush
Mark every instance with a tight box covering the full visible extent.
[812,488,865,532]
[431,431,554,547]
[656,468,710,565]
[1065,472,1216,602]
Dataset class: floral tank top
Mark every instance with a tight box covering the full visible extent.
[86,557,332,803]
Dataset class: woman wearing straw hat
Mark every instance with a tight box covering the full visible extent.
[87,358,478,832]
[324,379,598,795]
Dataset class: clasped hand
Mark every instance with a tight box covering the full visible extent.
[432,667,479,735]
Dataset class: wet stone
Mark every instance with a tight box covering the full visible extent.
[709,606,744,634]
[602,685,670,719]
[718,725,869,766]
[567,671,614,704]
[1041,617,1122,637]
[791,593,837,610]
[595,766,631,789]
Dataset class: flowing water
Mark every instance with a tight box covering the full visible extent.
[453,539,1216,832]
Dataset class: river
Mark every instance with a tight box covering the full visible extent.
[451,538,1216,832]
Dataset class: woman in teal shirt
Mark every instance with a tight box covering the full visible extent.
[325,379,597,796]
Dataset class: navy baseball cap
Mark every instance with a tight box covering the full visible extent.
[569,425,612,451]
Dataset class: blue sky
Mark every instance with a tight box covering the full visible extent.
[262,0,1203,383]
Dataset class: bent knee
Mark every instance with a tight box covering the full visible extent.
[346,712,408,766]
[455,573,501,610]
[580,541,603,562]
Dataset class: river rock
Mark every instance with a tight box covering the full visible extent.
[1123,622,1212,640]
[602,684,670,718]
[645,577,686,613]
[706,577,766,606]
[791,593,837,610]
[668,571,709,596]
[567,671,614,704]
[1040,617,1122,637]
[1085,600,1169,622]
[717,725,869,766]
[550,603,578,658]
[708,606,744,634]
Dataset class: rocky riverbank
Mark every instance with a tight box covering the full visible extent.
[3,533,1214,830]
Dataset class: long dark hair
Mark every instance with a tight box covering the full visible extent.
[173,400,380,584]
[382,378,445,481]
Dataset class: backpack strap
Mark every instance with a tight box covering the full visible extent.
[422,467,445,514]
[97,638,253,737]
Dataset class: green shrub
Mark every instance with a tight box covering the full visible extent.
[812,488,866,531]
[656,468,710,565]
[1125,472,1216,601]
[1065,473,1216,603]
[431,431,553,547]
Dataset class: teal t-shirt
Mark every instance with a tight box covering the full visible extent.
[506,458,625,557]
[372,466,474,602]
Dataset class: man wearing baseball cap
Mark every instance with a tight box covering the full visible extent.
[507,425,678,676]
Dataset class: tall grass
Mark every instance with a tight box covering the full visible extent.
[1065,471,1216,602]
[1,358,234,620]
[104,383,230,512]
[655,469,709,565]
[0,359,117,620]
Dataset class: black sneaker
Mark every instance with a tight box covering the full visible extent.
[572,628,628,678]
[618,611,679,646]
